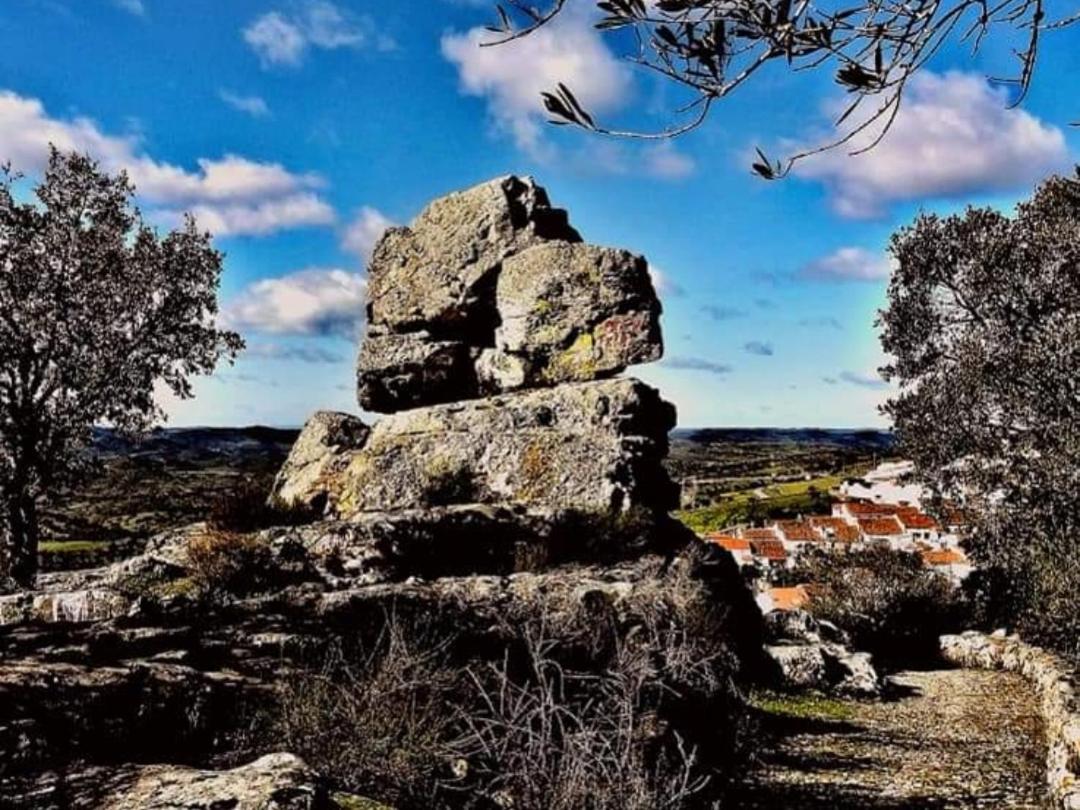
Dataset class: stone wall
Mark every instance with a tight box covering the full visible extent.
[940,630,1080,808]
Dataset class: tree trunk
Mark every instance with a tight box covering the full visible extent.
[2,490,39,589]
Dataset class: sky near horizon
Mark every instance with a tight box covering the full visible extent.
[2,0,1079,429]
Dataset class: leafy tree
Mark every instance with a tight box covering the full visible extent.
[484,0,1078,174]
[0,148,243,588]
[879,171,1080,658]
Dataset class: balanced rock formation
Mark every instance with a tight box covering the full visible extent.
[356,176,662,413]
[280,175,676,522]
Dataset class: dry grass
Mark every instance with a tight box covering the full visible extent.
[185,528,274,596]
[270,569,750,810]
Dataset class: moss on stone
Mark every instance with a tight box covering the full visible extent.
[543,331,598,383]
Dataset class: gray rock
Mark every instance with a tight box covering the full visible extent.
[485,242,662,389]
[98,753,337,810]
[367,175,579,333]
[328,378,678,515]
[823,646,880,696]
[765,643,828,689]
[357,332,478,413]
[763,609,880,696]
[271,411,369,510]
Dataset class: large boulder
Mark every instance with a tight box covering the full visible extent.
[366,175,580,334]
[271,411,369,510]
[330,378,678,516]
[357,332,478,413]
[483,242,662,390]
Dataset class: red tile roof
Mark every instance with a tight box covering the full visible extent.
[922,549,968,566]
[774,520,817,542]
[768,586,810,611]
[833,524,863,543]
[708,535,751,552]
[743,527,780,541]
[750,539,788,561]
[857,516,904,536]
[842,501,899,517]
[896,507,939,530]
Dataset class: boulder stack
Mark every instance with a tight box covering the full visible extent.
[275,175,677,520]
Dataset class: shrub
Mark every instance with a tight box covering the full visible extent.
[207,477,317,534]
[791,547,969,665]
[270,568,751,810]
[185,528,274,596]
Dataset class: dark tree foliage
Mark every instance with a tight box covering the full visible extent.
[0,148,243,588]
[879,171,1080,659]
[485,0,1078,174]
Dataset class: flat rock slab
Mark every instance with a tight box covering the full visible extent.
[734,669,1047,808]
[331,378,678,515]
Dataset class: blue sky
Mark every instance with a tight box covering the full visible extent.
[2,0,1079,428]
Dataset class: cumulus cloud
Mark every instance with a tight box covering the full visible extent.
[220,89,271,118]
[648,265,685,298]
[744,340,774,356]
[838,370,888,389]
[244,2,393,68]
[246,343,346,364]
[801,247,891,282]
[223,268,366,339]
[701,305,746,321]
[643,143,696,180]
[0,90,334,236]
[795,71,1069,218]
[441,9,631,158]
[663,356,733,375]
[341,206,396,264]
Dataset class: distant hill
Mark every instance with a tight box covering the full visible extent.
[672,427,895,451]
[90,426,299,467]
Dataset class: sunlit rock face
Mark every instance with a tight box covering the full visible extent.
[275,175,675,518]
[356,175,662,413]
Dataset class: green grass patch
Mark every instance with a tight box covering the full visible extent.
[749,689,856,722]
[676,472,856,534]
[38,540,113,554]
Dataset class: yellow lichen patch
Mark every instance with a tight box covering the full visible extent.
[543,331,597,383]
[517,438,560,502]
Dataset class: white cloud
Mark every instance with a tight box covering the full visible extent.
[341,206,396,264]
[801,247,891,282]
[0,90,334,237]
[244,12,307,67]
[244,2,392,68]
[644,142,695,180]
[441,10,632,157]
[219,89,271,118]
[648,265,685,298]
[166,193,336,237]
[795,71,1069,218]
[113,0,145,14]
[223,267,366,339]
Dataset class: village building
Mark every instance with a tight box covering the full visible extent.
[704,534,754,566]
[756,584,811,613]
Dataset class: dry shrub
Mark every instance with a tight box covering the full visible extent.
[792,546,968,665]
[186,528,274,596]
[270,565,750,810]
[207,477,317,534]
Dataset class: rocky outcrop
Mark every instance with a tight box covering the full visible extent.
[3,753,385,810]
[356,176,659,413]
[333,378,677,516]
[284,175,676,519]
[271,411,369,510]
[366,175,580,336]
[763,608,881,697]
[941,630,1080,809]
